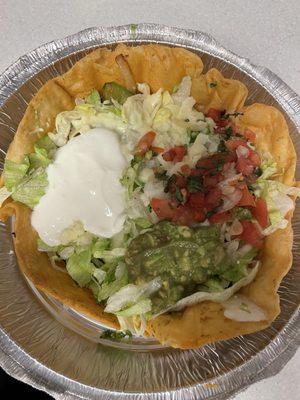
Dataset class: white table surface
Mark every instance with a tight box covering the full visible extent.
[0,0,299,399]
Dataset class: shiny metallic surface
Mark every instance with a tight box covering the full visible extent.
[0,24,299,399]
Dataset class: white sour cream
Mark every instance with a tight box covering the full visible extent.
[31,128,127,246]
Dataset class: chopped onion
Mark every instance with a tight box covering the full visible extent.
[219,173,243,187]
[229,219,243,235]
[236,145,250,158]
[220,188,243,212]
[223,294,267,322]
[222,185,236,195]
[223,162,237,179]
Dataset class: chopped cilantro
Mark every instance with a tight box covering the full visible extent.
[240,302,251,313]
[155,170,167,181]
[233,207,252,220]
[217,140,227,153]
[164,174,175,193]
[100,329,133,340]
[189,130,199,144]
[174,187,184,203]
[206,207,218,218]
[221,111,244,120]
[131,154,143,167]
[209,82,217,88]
[172,84,179,94]
[187,176,203,193]
[225,125,233,138]
[254,167,263,177]
[130,24,138,39]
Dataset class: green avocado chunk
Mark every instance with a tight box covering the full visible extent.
[101,82,134,104]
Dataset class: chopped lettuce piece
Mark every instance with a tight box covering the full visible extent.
[58,246,74,260]
[133,217,153,229]
[116,298,152,317]
[0,186,11,206]
[34,135,57,156]
[37,238,59,252]
[102,82,134,105]
[93,268,106,285]
[11,167,48,209]
[66,249,94,287]
[105,277,161,313]
[4,157,29,191]
[28,147,51,169]
[155,262,260,316]
[97,262,128,302]
[120,166,138,200]
[86,89,101,105]
[92,237,111,257]
[259,159,277,180]
[254,178,300,234]
[222,248,258,283]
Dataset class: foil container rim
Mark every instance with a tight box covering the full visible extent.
[0,23,299,400]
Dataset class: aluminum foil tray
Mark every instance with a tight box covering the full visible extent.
[0,24,299,400]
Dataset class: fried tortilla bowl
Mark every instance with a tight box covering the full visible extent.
[0,43,296,349]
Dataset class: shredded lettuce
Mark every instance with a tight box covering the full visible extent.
[97,262,128,302]
[105,277,161,313]
[116,298,152,317]
[155,262,260,316]
[254,177,300,235]
[11,167,48,208]
[86,89,101,105]
[66,249,95,287]
[0,186,11,207]
[221,248,258,283]
[133,218,153,229]
[28,147,51,169]
[4,158,29,191]
[259,159,277,180]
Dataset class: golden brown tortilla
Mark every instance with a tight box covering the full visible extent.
[0,44,296,348]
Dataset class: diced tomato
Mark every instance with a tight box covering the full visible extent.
[196,153,235,175]
[251,198,269,228]
[150,198,175,220]
[190,168,202,177]
[173,146,187,162]
[206,108,228,127]
[206,108,222,122]
[203,173,223,187]
[196,157,215,172]
[151,146,164,154]
[137,131,156,155]
[173,205,205,225]
[237,185,256,207]
[236,157,255,176]
[188,192,205,208]
[243,129,256,142]
[205,187,222,209]
[181,164,191,176]
[174,175,186,189]
[209,211,231,224]
[237,220,264,249]
[162,146,187,163]
[217,119,229,128]
[162,149,174,161]
[192,209,206,222]
[226,139,248,152]
[248,150,260,167]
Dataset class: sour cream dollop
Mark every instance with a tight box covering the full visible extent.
[31,128,127,246]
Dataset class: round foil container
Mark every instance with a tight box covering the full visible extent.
[0,24,299,400]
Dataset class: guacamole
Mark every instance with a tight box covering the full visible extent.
[125,221,256,313]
